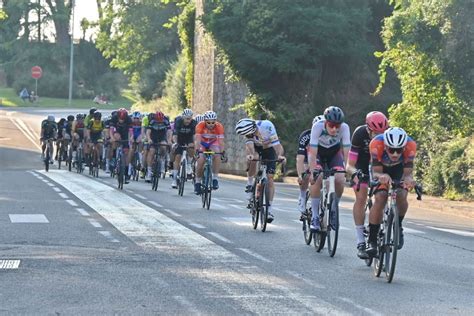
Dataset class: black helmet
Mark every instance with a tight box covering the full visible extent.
[111,110,118,118]
[89,107,97,115]
[67,115,75,122]
[93,111,102,120]
[76,113,84,120]
[323,106,344,124]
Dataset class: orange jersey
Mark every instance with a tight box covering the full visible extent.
[369,134,417,168]
[195,121,225,143]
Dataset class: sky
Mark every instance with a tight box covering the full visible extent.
[73,0,100,40]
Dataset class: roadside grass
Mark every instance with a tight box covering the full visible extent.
[0,87,135,109]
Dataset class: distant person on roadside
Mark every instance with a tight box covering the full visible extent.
[29,91,37,103]
[19,88,29,102]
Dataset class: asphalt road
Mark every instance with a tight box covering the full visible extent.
[1,107,473,314]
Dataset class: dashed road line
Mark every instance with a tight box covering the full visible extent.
[88,219,102,228]
[237,248,272,263]
[163,208,182,217]
[149,201,163,208]
[46,182,55,187]
[134,193,146,200]
[229,204,242,209]
[52,187,62,192]
[285,270,325,289]
[58,192,69,199]
[207,232,233,244]
[65,199,78,207]
[189,223,206,229]
[75,208,90,216]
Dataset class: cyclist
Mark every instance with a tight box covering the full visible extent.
[235,118,286,223]
[171,108,196,188]
[142,112,154,181]
[145,111,171,182]
[103,112,115,173]
[346,111,389,259]
[194,114,204,124]
[194,111,225,195]
[130,111,143,178]
[86,111,105,168]
[296,115,324,217]
[83,107,97,166]
[308,106,350,232]
[40,115,58,162]
[109,108,133,182]
[54,117,67,161]
[72,113,86,162]
[366,127,417,257]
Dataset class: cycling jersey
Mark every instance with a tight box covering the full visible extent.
[131,120,142,139]
[142,116,150,128]
[297,129,311,160]
[174,116,197,144]
[310,119,351,150]
[148,118,171,143]
[349,125,372,174]
[41,120,58,138]
[245,120,280,148]
[195,121,224,145]
[110,115,132,140]
[369,134,417,168]
[84,114,93,128]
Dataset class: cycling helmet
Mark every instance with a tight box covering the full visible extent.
[89,107,97,116]
[117,108,128,120]
[312,115,324,125]
[47,115,55,122]
[76,113,84,120]
[323,106,344,124]
[132,111,141,119]
[182,108,193,118]
[194,114,204,123]
[366,111,389,133]
[93,111,102,120]
[204,110,217,121]
[58,118,66,124]
[111,110,118,118]
[235,118,257,136]
[67,115,75,122]
[384,127,408,148]
[154,111,165,122]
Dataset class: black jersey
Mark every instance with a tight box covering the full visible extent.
[110,115,132,139]
[297,129,311,160]
[350,125,371,173]
[149,117,171,142]
[174,116,196,144]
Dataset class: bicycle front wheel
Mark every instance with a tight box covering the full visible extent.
[327,194,339,257]
[303,207,312,245]
[178,160,186,196]
[313,204,326,252]
[45,145,50,172]
[259,181,268,232]
[251,182,259,230]
[384,206,399,283]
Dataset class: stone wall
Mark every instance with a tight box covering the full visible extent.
[192,0,249,175]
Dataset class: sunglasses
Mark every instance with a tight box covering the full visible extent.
[326,122,341,129]
[387,147,403,154]
[205,121,216,125]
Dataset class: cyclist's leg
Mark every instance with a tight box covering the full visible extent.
[261,147,277,220]
[309,154,324,230]
[367,185,388,256]
[210,144,222,190]
[146,144,156,181]
[186,144,195,176]
[172,144,183,187]
[194,144,207,194]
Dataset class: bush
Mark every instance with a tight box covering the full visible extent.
[162,52,188,110]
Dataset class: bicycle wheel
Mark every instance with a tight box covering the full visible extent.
[251,181,259,230]
[57,143,62,170]
[93,150,100,178]
[152,159,160,191]
[327,194,339,257]
[303,191,312,245]
[384,206,399,283]
[259,181,268,232]
[45,145,50,172]
[205,167,212,210]
[117,156,124,190]
[313,204,326,252]
[178,160,186,196]
[201,170,207,208]
[68,145,73,172]
[373,227,385,277]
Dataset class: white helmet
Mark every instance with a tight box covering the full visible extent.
[204,110,217,120]
[194,114,204,123]
[235,118,257,136]
[182,108,193,118]
[384,127,408,148]
[312,115,324,125]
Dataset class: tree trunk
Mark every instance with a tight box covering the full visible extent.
[44,0,71,46]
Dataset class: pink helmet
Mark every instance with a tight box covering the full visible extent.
[366,111,388,133]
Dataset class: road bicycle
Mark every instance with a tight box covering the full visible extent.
[89,140,102,178]
[151,143,169,191]
[115,140,128,190]
[248,158,283,232]
[312,166,346,257]
[43,138,54,172]
[57,138,69,170]
[198,151,225,210]
[176,145,193,196]
[131,141,141,181]
[75,141,84,174]
[370,179,422,283]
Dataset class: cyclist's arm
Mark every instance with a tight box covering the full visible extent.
[341,123,351,168]
[146,129,152,143]
[296,154,306,179]
[308,122,322,170]
[274,143,284,157]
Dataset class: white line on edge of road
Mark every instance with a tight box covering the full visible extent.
[163,208,182,217]
[148,201,163,208]
[207,232,232,244]
[425,226,474,237]
[237,248,272,263]
[75,208,90,216]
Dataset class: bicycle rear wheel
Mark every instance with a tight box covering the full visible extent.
[373,228,385,277]
[384,206,399,283]
[152,157,160,191]
[259,181,268,232]
[45,145,50,172]
[303,207,312,245]
[313,205,326,252]
[178,160,186,196]
[327,194,339,257]
[57,143,63,170]
[117,157,124,190]
[251,182,259,229]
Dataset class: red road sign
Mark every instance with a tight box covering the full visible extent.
[31,66,42,79]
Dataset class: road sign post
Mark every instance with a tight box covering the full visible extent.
[31,66,42,100]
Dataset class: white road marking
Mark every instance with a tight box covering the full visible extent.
[88,219,102,228]
[285,270,325,289]
[211,202,226,210]
[189,223,206,229]
[339,297,381,316]
[46,182,55,187]
[403,227,425,234]
[9,214,49,223]
[173,296,200,314]
[134,193,146,200]
[272,207,294,213]
[237,248,272,263]
[98,231,112,237]
[207,232,232,244]
[41,179,50,183]
[40,170,243,262]
[163,208,182,217]
[426,226,474,237]
[58,193,69,199]
[75,208,90,216]
[149,201,163,208]
[0,260,21,269]
[222,217,250,227]
[65,199,78,207]
[229,204,241,209]
[10,118,41,150]
[53,187,62,192]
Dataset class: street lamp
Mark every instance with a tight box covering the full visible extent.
[68,0,75,107]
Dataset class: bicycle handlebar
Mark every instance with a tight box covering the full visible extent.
[370,179,423,200]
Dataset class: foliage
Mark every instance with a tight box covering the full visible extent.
[162,52,188,110]
[378,0,473,198]
[95,0,181,100]
[177,0,195,105]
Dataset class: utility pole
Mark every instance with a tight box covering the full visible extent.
[68,0,75,107]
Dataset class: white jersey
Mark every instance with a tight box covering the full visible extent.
[310,120,351,149]
[246,120,280,148]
